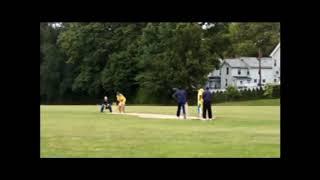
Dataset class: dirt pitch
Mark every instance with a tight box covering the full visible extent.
[111,112,215,120]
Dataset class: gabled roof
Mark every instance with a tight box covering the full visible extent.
[223,58,247,68]
[222,57,273,68]
[241,57,273,68]
[270,43,280,57]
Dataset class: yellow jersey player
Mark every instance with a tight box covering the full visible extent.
[197,88,204,118]
[116,92,126,113]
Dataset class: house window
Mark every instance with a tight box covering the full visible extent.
[263,79,266,83]
[238,69,241,75]
[247,70,250,75]
[276,71,279,74]
[274,79,277,82]
[225,79,228,87]
[240,81,243,84]
[226,67,229,75]
[274,60,277,67]
[219,71,221,75]
[254,79,257,83]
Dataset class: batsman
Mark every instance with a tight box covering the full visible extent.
[116,92,126,113]
[197,88,204,118]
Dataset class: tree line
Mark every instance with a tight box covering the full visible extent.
[40,22,280,104]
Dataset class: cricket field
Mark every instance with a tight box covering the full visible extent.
[41,99,280,157]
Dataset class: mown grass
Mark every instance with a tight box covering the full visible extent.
[41,102,280,157]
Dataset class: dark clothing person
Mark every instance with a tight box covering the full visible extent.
[202,89,213,102]
[172,88,187,118]
[101,98,112,113]
[177,102,186,117]
[203,101,212,119]
[202,89,213,119]
[172,89,187,104]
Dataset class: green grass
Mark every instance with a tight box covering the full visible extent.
[215,98,280,106]
[41,103,280,157]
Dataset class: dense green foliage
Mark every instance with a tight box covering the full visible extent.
[40,22,280,104]
[213,85,280,103]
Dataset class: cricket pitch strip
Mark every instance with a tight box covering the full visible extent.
[111,112,215,120]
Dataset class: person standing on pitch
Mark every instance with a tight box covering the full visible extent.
[100,96,112,113]
[202,87,213,121]
[172,88,183,114]
[197,88,204,118]
[172,87,187,119]
[116,92,126,113]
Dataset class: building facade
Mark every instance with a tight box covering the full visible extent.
[206,43,280,91]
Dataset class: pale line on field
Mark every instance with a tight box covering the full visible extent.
[110,112,215,120]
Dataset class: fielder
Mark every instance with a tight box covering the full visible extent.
[172,87,187,119]
[173,88,187,117]
[202,87,213,121]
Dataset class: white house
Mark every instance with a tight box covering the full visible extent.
[206,43,280,91]
[207,59,222,89]
[270,43,280,84]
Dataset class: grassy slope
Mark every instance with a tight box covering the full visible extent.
[41,104,280,157]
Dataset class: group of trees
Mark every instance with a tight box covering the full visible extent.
[40,22,280,104]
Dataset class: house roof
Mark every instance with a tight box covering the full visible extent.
[224,59,247,68]
[241,57,273,68]
[223,57,273,68]
[270,43,280,57]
